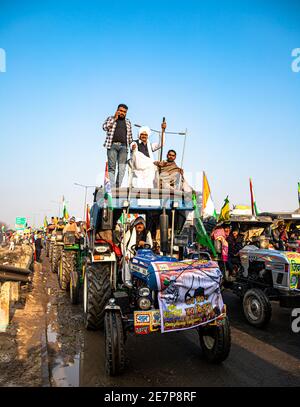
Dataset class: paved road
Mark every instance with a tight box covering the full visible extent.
[44,256,300,387]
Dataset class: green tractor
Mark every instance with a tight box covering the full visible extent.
[58,232,87,304]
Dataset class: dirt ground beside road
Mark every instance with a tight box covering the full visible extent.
[0,252,84,387]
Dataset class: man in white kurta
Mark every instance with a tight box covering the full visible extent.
[121,217,153,288]
[130,124,165,188]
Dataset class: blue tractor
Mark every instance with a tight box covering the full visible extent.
[84,187,231,375]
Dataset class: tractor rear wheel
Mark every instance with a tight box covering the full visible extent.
[52,245,63,274]
[49,242,54,265]
[60,251,76,291]
[198,316,231,364]
[46,240,50,257]
[105,311,126,376]
[83,263,112,330]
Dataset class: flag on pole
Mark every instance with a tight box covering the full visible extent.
[62,196,69,220]
[192,192,217,257]
[104,161,113,209]
[219,196,230,222]
[202,172,217,219]
[249,178,259,216]
[43,216,48,228]
[86,204,90,230]
[298,182,300,208]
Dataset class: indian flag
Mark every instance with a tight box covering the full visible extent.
[104,162,113,210]
[249,178,260,216]
[202,171,217,219]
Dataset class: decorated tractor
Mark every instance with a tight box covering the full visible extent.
[211,216,300,328]
[84,187,231,376]
[232,245,300,328]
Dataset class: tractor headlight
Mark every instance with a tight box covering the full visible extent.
[95,244,110,254]
[138,287,150,297]
[138,297,151,310]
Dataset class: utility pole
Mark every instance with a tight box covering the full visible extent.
[74,183,96,220]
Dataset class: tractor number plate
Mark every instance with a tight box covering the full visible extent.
[134,310,161,334]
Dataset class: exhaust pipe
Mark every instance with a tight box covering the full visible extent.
[160,207,169,255]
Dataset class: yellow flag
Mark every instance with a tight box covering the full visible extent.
[219,196,230,222]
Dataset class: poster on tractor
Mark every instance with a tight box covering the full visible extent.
[286,252,300,290]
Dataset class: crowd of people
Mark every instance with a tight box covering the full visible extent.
[2,216,88,264]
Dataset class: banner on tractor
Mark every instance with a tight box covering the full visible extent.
[151,259,225,333]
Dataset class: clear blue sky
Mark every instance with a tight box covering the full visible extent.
[0,0,300,227]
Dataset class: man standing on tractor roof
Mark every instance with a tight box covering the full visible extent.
[102,104,133,188]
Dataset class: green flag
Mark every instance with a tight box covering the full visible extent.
[192,192,217,257]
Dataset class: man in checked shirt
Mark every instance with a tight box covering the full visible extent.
[102,103,133,188]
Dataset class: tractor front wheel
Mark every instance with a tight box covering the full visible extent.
[105,310,126,376]
[198,316,231,364]
[83,263,112,330]
[243,288,272,328]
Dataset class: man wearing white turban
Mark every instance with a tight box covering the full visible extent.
[129,121,166,188]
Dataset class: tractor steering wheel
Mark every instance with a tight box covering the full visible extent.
[131,243,152,254]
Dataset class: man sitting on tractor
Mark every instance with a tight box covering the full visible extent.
[154,149,192,192]
[121,216,153,288]
[63,216,81,239]
[271,220,287,251]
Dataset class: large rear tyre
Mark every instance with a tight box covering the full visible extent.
[60,251,76,291]
[83,263,112,330]
[198,317,231,364]
[105,311,126,376]
[243,288,272,328]
[52,245,63,274]
[70,271,80,305]
[49,242,54,265]
[46,240,50,257]
[51,245,57,273]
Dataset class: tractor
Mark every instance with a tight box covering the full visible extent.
[210,216,300,328]
[84,186,231,375]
